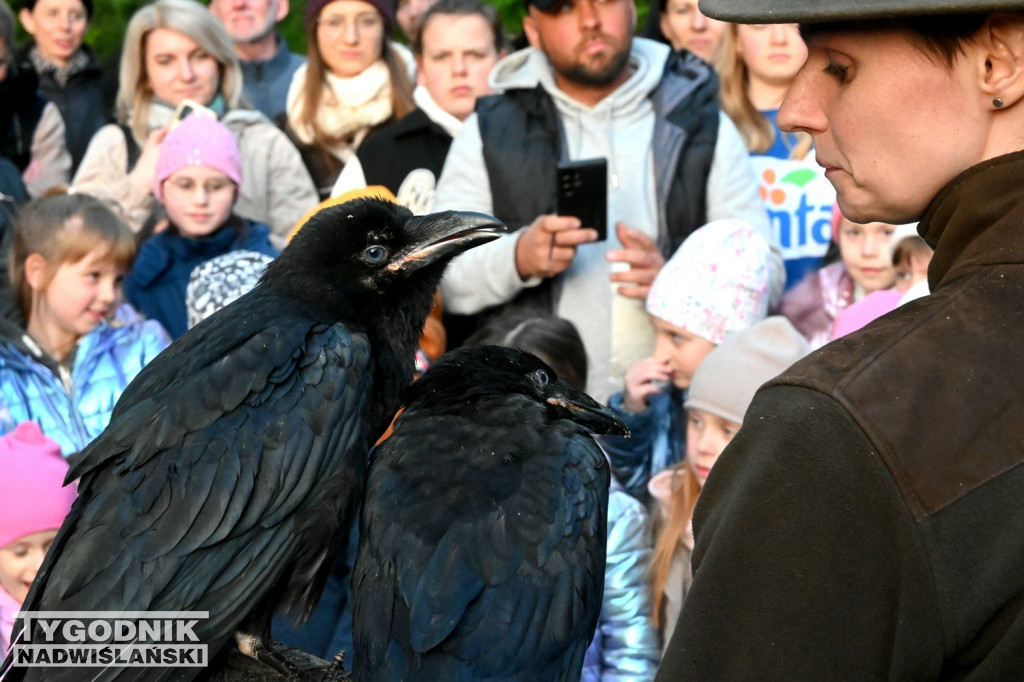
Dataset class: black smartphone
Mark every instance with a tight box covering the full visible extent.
[556,158,608,242]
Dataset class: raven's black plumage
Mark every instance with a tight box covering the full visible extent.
[0,198,504,681]
[352,345,628,682]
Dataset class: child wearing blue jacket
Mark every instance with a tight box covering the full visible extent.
[602,219,774,502]
[0,193,170,455]
[125,114,278,339]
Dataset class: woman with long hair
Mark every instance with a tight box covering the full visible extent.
[715,21,834,289]
[284,0,415,198]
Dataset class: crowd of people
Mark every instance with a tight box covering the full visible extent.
[5,0,1012,677]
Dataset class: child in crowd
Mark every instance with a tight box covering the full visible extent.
[831,223,933,338]
[0,193,170,456]
[780,206,899,349]
[603,219,773,501]
[0,421,77,653]
[125,114,278,339]
[646,316,809,654]
[467,312,661,682]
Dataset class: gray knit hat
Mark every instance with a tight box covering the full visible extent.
[685,317,810,425]
[697,0,1019,24]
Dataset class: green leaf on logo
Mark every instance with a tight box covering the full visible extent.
[781,169,818,187]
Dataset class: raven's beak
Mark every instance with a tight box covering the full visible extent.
[546,384,630,437]
[392,210,507,271]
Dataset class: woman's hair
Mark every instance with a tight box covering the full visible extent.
[714,24,812,159]
[19,0,93,18]
[117,0,244,143]
[411,0,507,56]
[11,193,136,320]
[298,1,415,153]
[465,313,588,391]
[648,462,702,630]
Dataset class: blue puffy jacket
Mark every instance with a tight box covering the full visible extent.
[581,481,662,681]
[601,388,687,503]
[0,310,170,456]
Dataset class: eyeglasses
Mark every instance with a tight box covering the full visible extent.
[162,176,236,197]
[316,13,384,34]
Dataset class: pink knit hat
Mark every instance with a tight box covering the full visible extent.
[153,114,242,202]
[646,219,773,345]
[0,422,76,549]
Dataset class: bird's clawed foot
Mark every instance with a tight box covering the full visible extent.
[235,631,317,681]
[320,651,347,682]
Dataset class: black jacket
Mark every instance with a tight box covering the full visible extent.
[357,108,452,198]
[659,151,1024,679]
[17,44,114,175]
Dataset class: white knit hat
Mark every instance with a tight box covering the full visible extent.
[685,316,810,424]
[646,219,773,344]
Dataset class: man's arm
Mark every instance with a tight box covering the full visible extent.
[435,115,596,315]
[435,115,530,314]
[656,385,944,680]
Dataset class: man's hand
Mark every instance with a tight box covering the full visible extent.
[607,222,665,299]
[515,214,599,280]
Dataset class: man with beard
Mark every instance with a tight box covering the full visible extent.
[209,0,305,119]
[431,0,780,403]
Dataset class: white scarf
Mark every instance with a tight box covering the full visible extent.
[286,60,393,161]
[412,85,463,139]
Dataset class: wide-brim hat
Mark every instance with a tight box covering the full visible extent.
[697,0,1022,24]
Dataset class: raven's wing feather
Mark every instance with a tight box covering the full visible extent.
[354,397,608,682]
[15,298,374,682]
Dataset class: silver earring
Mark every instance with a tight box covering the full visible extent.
[994,96,1005,108]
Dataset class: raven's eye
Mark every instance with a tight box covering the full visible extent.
[534,369,549,386]
[364,245,388,264]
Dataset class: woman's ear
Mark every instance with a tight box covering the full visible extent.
[18,8,37,37]
[975,14,1024,108]
[24,253,49,293]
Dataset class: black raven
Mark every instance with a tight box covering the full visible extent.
[1,198,504,681]
[352,345,628,682]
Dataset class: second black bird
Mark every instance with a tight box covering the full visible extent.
[353,345,628,682]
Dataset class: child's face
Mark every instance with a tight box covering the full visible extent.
[161,165,237,238]
[838,218,897,294]
[31,248,124,341]
[686,407,740,487]
[0,529,59,602]
[652,317,717,390]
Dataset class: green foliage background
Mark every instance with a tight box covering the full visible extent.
[12,0,650,61]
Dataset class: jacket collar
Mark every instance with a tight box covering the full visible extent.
[920,150,1024,291]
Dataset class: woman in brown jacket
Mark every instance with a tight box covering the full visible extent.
[658,1,1024,679]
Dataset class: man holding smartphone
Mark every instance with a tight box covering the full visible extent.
[432,0,782,402]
